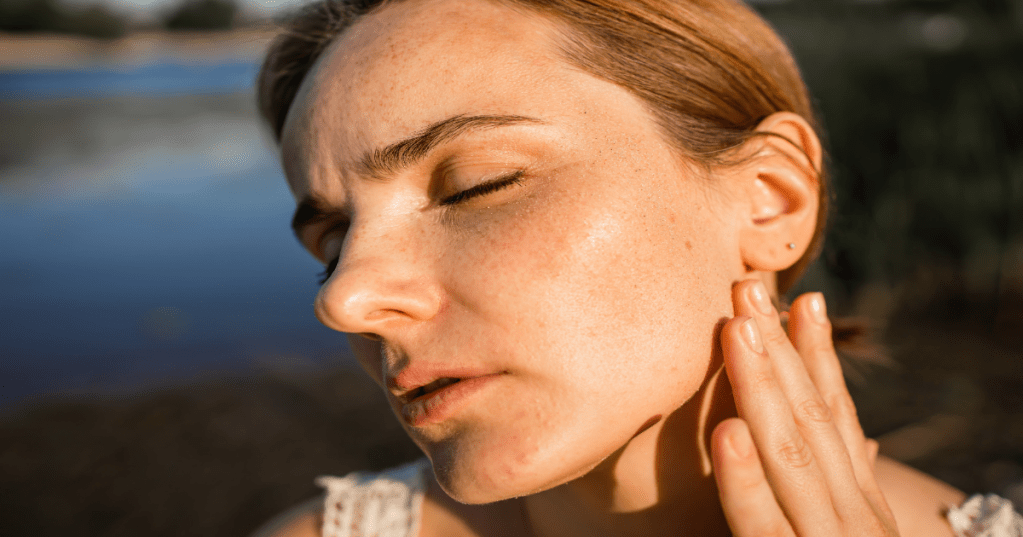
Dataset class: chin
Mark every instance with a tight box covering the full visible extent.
[413,414,631,504]
[414,429,546,503]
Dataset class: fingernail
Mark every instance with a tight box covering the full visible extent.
[748,281,774,315]
[728,427,754,459]
[808,293,828,325]
[741,318,765,353]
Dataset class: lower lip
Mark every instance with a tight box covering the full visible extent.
[400,373,503,427]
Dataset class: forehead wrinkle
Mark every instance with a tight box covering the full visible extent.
[284,0,569,195]
[281,68,356,199]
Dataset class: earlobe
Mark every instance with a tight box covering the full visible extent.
[737,112,822,273]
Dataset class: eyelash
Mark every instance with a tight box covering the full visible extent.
[317,170,526,285]
[439,170,525,206]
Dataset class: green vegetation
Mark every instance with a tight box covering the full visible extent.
[0,0,127,38]
[0,0,241,36]
[162,0,237,31]
[758,2,1023,341]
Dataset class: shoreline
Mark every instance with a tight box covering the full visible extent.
[0,28,278,70]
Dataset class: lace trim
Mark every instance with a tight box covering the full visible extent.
[948,494,1023,537]
[317,462,1021,537]
[317,459,429,537]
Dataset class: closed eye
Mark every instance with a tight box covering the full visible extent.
[316,171,524,284]
[439,170,525,206]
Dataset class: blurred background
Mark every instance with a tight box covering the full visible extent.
[0,0,1021,534]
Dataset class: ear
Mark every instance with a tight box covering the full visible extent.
[736,112,822,273]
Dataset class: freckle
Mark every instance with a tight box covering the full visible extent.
[685,241,692,250]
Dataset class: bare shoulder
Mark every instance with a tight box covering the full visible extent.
[249,496,322,537]
[875,456,966,537]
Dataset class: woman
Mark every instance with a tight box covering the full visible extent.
[253,0,1021,535]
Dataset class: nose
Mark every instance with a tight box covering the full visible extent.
[314,224,442,337]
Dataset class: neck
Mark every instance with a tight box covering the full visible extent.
[521,364,737,537]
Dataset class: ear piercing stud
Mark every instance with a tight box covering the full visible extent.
[787,243,796,250]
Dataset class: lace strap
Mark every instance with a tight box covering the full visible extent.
[948,494,1023,537]
[317,459,429,537]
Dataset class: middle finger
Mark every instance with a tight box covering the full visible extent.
[730,281,868,521]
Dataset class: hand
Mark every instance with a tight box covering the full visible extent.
[711,280,897,537]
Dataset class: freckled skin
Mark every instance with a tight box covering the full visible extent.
[281,0,748,503]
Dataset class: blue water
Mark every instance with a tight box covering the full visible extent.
[0,61,260,99]
[0,62,353,408]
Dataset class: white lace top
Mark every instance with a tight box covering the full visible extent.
[948,494,1023,537]
[317,460,1023,537]
[317,459,429,537]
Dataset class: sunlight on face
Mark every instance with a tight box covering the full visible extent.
[280,0,747,503]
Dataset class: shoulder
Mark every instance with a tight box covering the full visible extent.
[249,496,322,537]
[875,456,966,537]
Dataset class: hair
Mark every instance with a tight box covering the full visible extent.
[257,0,827,294]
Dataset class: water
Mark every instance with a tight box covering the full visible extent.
[0,61,259,99]
[0,63,352,408]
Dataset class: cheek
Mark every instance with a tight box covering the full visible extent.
[423,166,741,501]
[441,174,736,384]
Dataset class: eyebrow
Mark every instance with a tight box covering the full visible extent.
[357,114,543,179]
[291,114,543,238]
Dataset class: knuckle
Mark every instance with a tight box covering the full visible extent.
[747,371,777,393]
[774,437,815,469]
[793,398,832,426]
[763,328,791,350]
[735,471,766,493]
[827,393,860,421]
[839,512,888,536]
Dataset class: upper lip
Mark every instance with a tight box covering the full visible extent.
[388,366,500,403]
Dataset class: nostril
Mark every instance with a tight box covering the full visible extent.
[365,308,407,321]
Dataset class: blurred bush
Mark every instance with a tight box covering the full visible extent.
[0,0,243,36]
[759,0,1023,503]
[0,0,127,38]
[162,0,238,31]
[761,2,1023,336]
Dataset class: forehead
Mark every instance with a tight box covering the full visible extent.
[280,0,569,193]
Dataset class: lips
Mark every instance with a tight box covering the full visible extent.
[390,365,491,399]
[402,377,462,402]
[389,368,504,426]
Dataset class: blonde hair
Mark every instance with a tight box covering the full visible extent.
[257,0,827,292]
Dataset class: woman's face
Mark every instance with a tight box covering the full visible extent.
[281,0,748,503]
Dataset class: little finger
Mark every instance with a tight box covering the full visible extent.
[712,418,795,537]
